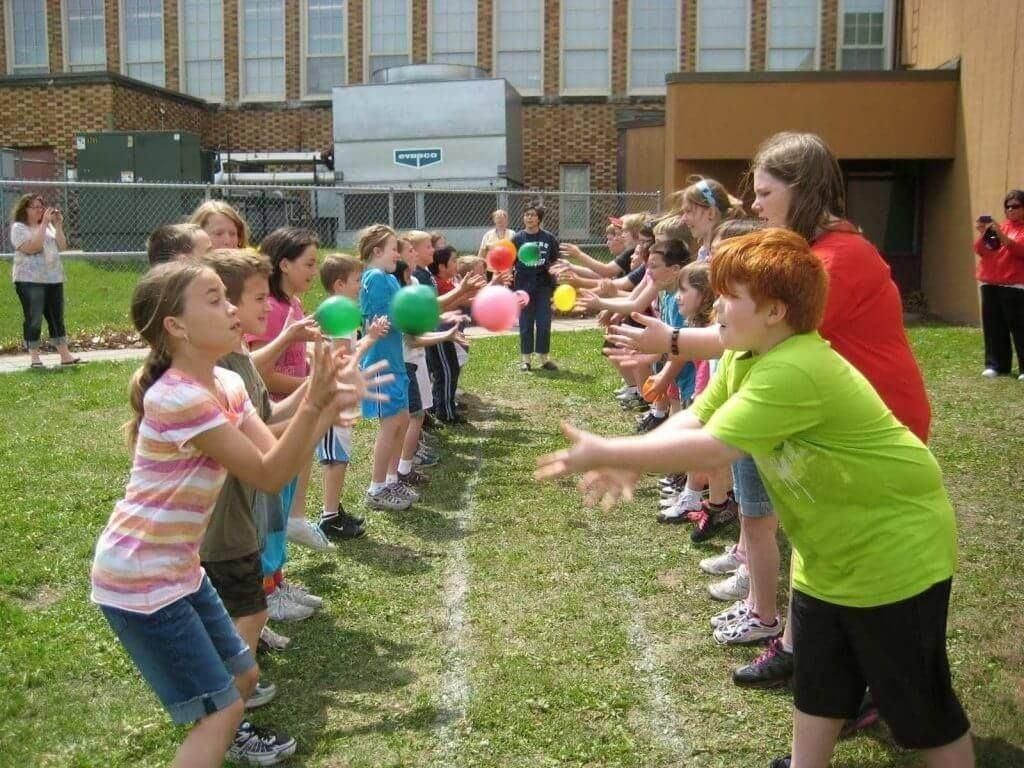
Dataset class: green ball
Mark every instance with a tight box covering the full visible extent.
[518,241,541,266]
[391,284,440,335]
[314,295,362,337]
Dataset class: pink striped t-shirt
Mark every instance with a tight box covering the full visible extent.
[90,367,255,614]
[244,295,309,401]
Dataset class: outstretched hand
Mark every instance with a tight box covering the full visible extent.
[605,313,673,354]
[535,422,639,510]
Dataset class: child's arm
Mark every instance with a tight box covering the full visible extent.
[536,415,743,487]
[406,326,460,348]
[351,316,388,360]
[250,315,320,382]
[606,314,725,361]
[559,242,624,278]
[438,274,485,310]
[193,342,383,492]
[579,279,658,315]
[644,356,686,402]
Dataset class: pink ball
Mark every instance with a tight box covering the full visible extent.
[515,289,530,307]
[471,285,520,332]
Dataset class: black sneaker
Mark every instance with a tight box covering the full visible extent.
[319,510,366,540]
[769,757,791,768]
[423,411,438,429]
[397,468,430,487]
[635,411,668,433]
[690,499,738,543]
[540,360,558,371]
[227,720,297,765]
[732,637,794,688]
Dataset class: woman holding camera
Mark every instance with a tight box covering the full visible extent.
[9,193,79,368]
[974,190,1024,379]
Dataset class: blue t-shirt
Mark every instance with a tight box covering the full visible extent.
[360,268,410,416]
[660,290,696,400]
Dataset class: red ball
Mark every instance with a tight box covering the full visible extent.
[487,243,516,273]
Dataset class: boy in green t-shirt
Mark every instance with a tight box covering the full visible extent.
[537,229,973,768]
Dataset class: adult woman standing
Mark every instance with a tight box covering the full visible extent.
[974,190,1024,379]
[477,208,515,260]
[9,194,79,368]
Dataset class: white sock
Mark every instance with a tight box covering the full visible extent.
[397,458,414,474]
[369,480,387,494]
[386,472,399,485]
[651,406,668,418]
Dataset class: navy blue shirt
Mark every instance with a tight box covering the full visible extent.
[512,228,559,290]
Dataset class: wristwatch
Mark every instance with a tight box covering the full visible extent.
[670,328,680,356]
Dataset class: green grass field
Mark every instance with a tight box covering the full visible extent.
[1,327,1022,767]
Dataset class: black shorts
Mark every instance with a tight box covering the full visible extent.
[202,552,267,619]
[406,362,422,414]
[791,578,970,750]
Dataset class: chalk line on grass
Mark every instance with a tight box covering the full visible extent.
[434,409,495,759]
[623,589,690,760]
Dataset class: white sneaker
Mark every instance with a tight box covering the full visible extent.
[658,493,680,509]
[245,679,277,709]
[708,564,750,602]
[286,517,336,551]
[279,581,323,610]
[366,485,412,511]
[700,544,743,575]
[657,488,702,522]
[391,482,419,503]
[1018,374,1024,382]
[266,588,315,622]
[713,613,783,645]
[616,388,638,401]
[709,599,750,629]
[260,624,290,651]
[982,368,999,378]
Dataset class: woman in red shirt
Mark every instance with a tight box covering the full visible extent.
[973,189,1024,379]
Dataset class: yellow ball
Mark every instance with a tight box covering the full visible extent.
[553,284,577,312]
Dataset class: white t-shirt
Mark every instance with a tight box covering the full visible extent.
[479,227,515,254]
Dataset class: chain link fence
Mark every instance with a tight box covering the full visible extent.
[0,178,660,349]
[0,179,661,261]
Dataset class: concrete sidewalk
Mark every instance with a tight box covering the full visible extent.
[0,317,598,374]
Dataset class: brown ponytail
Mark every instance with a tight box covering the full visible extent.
[122,261,210,447]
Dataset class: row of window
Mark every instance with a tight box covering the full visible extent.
[4,0,892,101]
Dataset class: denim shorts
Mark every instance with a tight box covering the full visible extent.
[731,455,774,518]
[99,576,256,724]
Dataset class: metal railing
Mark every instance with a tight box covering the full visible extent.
[0,179,661,263]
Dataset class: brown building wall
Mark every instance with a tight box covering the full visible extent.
[522,102,618,190]
[543,0,560,96]
[0,84,113,160]
[46,0,63,72]
[901,0,1024,323]
[623,124,665,194]
[285,0,301,99]
[206,104,332,151]
[105,0,120,72]
[412,1,428,62]
[164,0,180,90]
[476,0,493,72]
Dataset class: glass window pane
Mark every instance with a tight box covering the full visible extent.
[308,56,345,93]
[562,0,610,91]
[431,0,475,60]
[242,0,284,97]
[66,0,106,71]
[563,50,609,90]
[629,0,677,90]
[182,0,224,100]
[370,0,408,57]
[495,0,542,93]
[12,0,49,71]
[698,0,748,71]
[124,0,165,86]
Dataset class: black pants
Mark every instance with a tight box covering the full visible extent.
[14,281,67,350]
[426,341,460,421]
[518,282,554,355]
[980,283,1024,374]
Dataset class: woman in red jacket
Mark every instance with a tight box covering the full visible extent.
[974,189,1024,379]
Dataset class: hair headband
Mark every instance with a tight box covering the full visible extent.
[696,180,717,209]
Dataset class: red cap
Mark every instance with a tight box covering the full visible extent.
[608,216,624,228]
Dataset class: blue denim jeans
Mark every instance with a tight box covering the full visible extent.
[14,281,66,350]
[731,455,774,518]
[99,576,255,724]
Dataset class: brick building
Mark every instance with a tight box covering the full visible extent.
[0,0,900,192]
